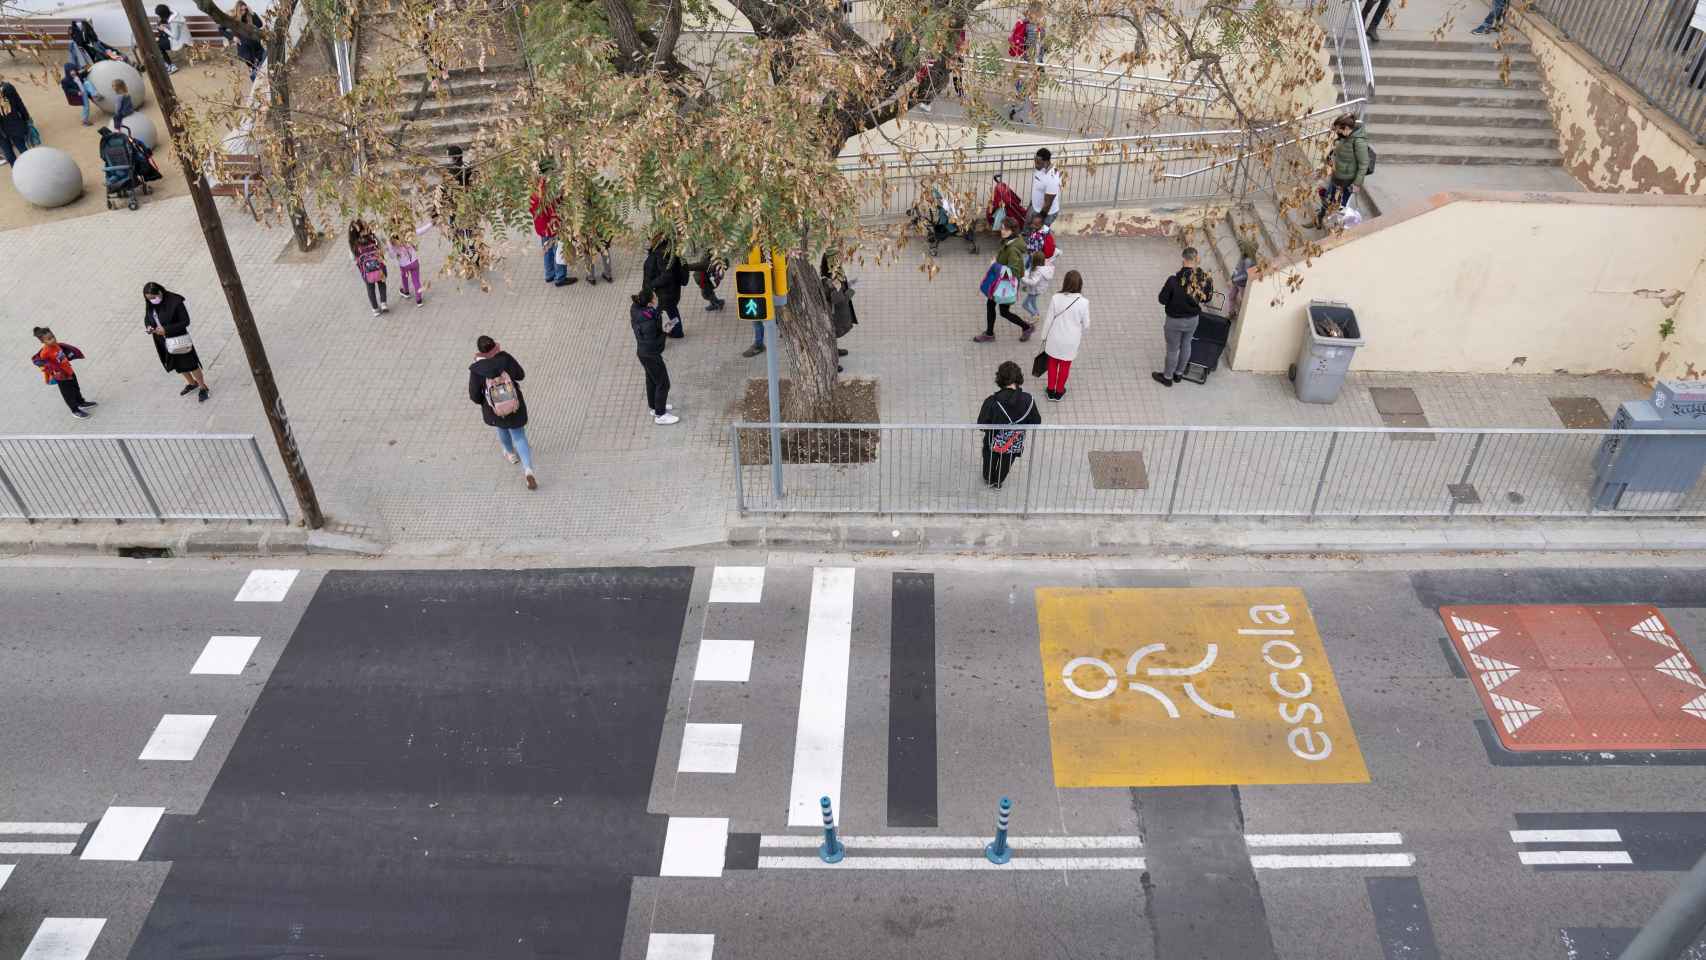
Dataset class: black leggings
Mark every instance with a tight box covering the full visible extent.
[986,297,1026,335]
[638,353,670,415]
[365,281,388,309]
[55,377,88,412]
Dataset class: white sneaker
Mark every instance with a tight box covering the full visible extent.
[371,308,381,317]
[647,403,675,413]
[380,302,390,312]
[504,451,520,464]
[654,412,680,425]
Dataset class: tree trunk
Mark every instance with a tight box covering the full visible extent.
[776,254,840,422]
[266,14,314,251]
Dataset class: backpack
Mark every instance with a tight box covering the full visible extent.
[990,396,1034,455]
[1008,19,1027,57]
[1364,143,1378,176]
[358,244,385,282]
[484,370,520,416]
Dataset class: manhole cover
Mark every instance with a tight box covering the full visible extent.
[1447,482,1482,505]
[1088,451,1148,490]
[1550,396,1610,430]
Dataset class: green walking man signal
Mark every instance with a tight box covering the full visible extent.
[735,264,772,320]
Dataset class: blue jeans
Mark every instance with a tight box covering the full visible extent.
[751,321,764,346]
[1477,0,1507,28]
[496,426,533,471]
[80,80,98,123]
[1318,179,1354,222]
[542,239,564,282]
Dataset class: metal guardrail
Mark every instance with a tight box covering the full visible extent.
[730,423,1706,518]
[0,435,289,522]
[1541,0,1706,142]
[1327,0,1376,119]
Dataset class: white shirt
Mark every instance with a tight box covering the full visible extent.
[1031,165,1061,215]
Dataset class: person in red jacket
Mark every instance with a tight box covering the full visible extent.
[31,327,96,419]
[1007,5,1044,122]
[529,170,574,287]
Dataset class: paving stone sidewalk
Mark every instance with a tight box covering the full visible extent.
[0,196,1644,549]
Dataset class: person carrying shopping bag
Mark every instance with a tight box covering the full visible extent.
[972,220,1033,343]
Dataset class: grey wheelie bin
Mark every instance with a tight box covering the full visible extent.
[1288,300,1365,404]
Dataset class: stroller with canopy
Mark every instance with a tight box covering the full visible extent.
[99,127,160,210]
[909,184,978,256]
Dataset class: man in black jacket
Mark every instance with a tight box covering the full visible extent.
[1153,247,1213,387]
[642,236,690,339]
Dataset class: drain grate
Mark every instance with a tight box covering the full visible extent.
[1549,396,1610,429]
[116,546,173,559]
[1088,451,1149,490]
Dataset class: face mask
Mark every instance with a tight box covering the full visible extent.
[148,297,162,305]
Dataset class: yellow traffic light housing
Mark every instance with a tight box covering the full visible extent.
[734,263,773,321]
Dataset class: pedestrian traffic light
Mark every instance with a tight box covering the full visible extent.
[735,264,772,321]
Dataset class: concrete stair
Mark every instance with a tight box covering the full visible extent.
[1349,30,1562,167]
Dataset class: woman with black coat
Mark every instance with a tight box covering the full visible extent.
[467,335,536,490]
[631,288,678,425]
[821,250,857,368]
[975,360,1041,489]
[0,82,32,166]
[143,282,210,401]
[642,236,689,339]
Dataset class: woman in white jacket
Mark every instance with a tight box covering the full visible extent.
[1038,269,1088,401]
[154,5,189,73]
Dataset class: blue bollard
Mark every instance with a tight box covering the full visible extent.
[985,796,1013,864]
[818,795,845,864]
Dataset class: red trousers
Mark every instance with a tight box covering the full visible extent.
[1046,356,1072,393]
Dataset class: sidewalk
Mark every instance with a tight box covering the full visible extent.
[0,195,1647,551]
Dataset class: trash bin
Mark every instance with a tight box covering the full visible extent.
[1288,300,1365,404]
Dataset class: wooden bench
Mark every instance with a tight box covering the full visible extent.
[0,18,77,57]
[209,153,263,220]
[152,14,230,46]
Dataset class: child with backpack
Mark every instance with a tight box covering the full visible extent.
[31,326,96,419]
[468,335,536,490]
[348,219,389,316]
[388,220,427,306]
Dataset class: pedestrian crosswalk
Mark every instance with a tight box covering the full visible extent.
[0,822,83,856]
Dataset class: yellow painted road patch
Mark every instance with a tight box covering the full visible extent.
[1037,587,1368,787]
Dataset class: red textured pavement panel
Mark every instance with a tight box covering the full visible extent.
[1441,605,1706,752]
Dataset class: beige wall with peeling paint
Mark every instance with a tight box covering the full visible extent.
[1524,13,1706,195]
[1228,192,1706,376]
[1666,253,1706,380]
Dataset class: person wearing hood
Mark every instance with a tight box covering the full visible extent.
[467,335,537,489]
[143,282,210,401]
[976,360,1042,489]
[0,82,32,166]
[631,287,678,424]
[1314,113,1370,229]
[642,236,690,339]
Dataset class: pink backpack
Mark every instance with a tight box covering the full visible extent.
[484,370,520,416]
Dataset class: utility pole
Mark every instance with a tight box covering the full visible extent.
[1618,851,1706,960]
[116,0,325,529]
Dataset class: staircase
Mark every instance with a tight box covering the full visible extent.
[1356,34,1561,167]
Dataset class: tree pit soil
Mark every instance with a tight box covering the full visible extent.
[737,378,880,465]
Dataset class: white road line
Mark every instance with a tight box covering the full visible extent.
[1245,833,1404,847]
[234,569,299,602]
[758,856,1148,871]
[787,567,855,827]
[0,864,12,891]
[1519,850,1633,866]
[0,842,77,855]
[1509,829,1622,844]
[646,933,715,960]
[1250,853,1416,869]
[760,835,1144,850]
[81,807,164,861]
[659,817,729,878]
[20,918,105,960]
[708,567,765,604]
[191,635,261,675]
[678,723,742,774]
[0,823,85,835]
[694,639,754,683]
[139,714,216,762]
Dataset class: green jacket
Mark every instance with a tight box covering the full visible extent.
[1330,124,1370,187]
[995,235,1026,278]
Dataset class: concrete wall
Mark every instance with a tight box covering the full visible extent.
[1229,191,1706,377]
[1524,11,1706,195]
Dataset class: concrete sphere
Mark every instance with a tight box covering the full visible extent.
[87,60,147,115]
[120,111,159,150]
[11,147,85,208]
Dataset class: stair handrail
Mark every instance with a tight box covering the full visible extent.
[1327,0,1375,119]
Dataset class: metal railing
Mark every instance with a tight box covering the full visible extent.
[1326,0,1376,119]
[0,435,290,523]
[730,423,1706,518]
[841,98,1357,221]
[1540,0,1706,141]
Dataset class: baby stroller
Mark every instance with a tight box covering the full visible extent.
[99,127,160,210]
[987,174,1026,231]
[910,185,978,256]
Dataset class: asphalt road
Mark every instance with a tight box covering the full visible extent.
[2,557,1705,960]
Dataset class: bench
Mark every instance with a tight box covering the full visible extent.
[208,153,263,219]
[1,14,231,61]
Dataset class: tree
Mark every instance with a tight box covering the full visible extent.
[181,0,1351,420]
